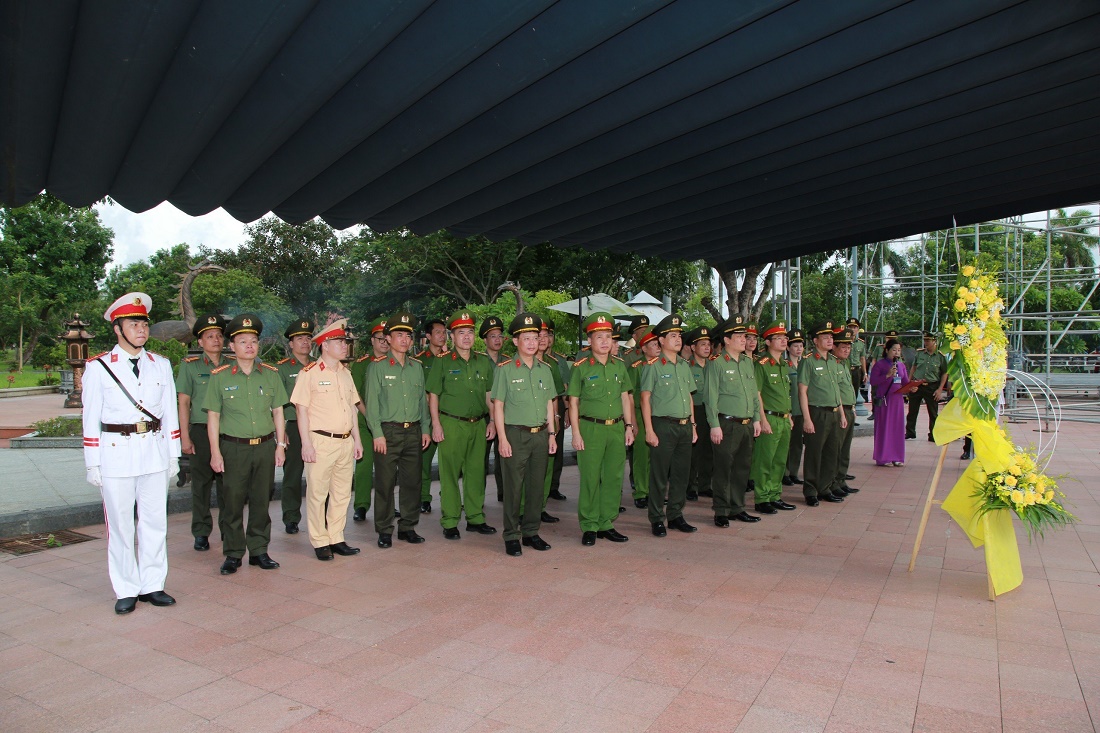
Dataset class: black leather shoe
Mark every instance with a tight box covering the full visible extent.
[314,546,333,561]
[353,507,367,522]
[686,490,698,501]
[377,534,392,549]
[114,597,137,614]
[928,435,935,442]
[549,489,567,501]
[137,591,175,606]
[755,503,777,515]
[714,515,729,528]
[505,540,522,556]
[581,531,596,546]
[540,511,560,523]
[597,529,629,543]
[905,433,916,440]
[398,530,425,544]
[843,486,860,494]
[285,522,299,534]
[781,475,793,486]
[791,476,804,485]
[220,556,242,575]
[466,522,497,534]
[330,542,360,555]
[732,511,761,523]
[961,450,973,460]
[698,489,713,497]
[844,474,856,481]
[668,517,698,533]
[832,490,849,499]
[618,506,626,513]
[420,501,432,514]
[249,553,280,569]
[394,509,401,518]
[805,497,820,507]
[821,494,844,503]
[193,536,209,551]
[634,497,648,509]
[443,527,461,540]
[522,535,551,551]
[651,522,667,537]
[773,500,797,511]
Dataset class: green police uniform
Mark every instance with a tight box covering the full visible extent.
[833,344,858,494]
[427,311,495,533]
[416,342,448,506]
[844,318,867,400]
[479,316,506,501]
[352,317,388,517]
[798,322,847,502]
[203,317,288,561]
[540,347,567,509]
[685,326,713,500]
[629,326,656,505]
[567,313,631,536]
[751,323,793,507]
[277,318,315,529]
[367,315,430,538]
[785,330,806,483]
[906,337,948,439]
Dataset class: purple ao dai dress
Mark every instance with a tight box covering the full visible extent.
[870,358,908,465]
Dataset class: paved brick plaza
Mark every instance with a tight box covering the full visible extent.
[2,418,1098,732]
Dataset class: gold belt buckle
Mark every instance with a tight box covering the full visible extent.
[529,427,539,433]
[403,422,412,429]
[603,419,615,426]
[249,437,261,445]
[135,421,148,434]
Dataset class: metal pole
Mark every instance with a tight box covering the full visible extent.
[849,246,858,320]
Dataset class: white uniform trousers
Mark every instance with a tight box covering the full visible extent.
[101,471,169,599]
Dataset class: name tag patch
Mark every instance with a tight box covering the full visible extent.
[385,375,397,380]
[224,385,238,391]
[318,381,332,386]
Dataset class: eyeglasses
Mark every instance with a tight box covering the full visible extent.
[372,335,387,341]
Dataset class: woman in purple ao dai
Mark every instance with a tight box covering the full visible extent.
[869,339,908,466]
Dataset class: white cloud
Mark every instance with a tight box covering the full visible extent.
[95,200,250,268]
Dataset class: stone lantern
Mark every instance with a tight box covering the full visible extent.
[61,314,93,408]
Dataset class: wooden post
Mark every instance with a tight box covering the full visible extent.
[908,444,949,572]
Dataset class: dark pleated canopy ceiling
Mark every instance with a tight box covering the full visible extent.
[3,0,1100,267]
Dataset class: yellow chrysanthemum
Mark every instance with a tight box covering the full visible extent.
[954,298,967,311]
[954,324,967,335]
[950,340,961,350]
[1044,490,1054,501]
[962,265,975,276]
[958,286,969,297]
[1004,475,1017,487]
[1010,490,1023,504]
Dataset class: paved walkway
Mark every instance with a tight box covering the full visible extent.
[1,414,1098,732]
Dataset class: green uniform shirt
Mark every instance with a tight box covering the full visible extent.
[641,356,695,419]
[566,355,631,420]
[833,355,858,405]
[689,357,708,406]
[702,351,759,424]
[175,353,233,424]
[364,355,430,436]
[551,351,572,391]
[276,356,308,421]
[624,348,645,367]
[787,359,802,416]
[540,354,566,397]
[426,350,494,418]
[491,357,556,426]
[909,349,947,384]
[203,361,288,438]
[754,356,791,413]
[351,355,371,398]
[847,339,867,371]
[798,352,845,407]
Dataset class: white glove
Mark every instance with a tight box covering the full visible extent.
[86,467,103,487]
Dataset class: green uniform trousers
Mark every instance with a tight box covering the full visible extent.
[688,410,713,495]
[906,384,939,437]
[189,423,226,539]
[501,425,549,541]
[486,436,504,501]
[751,414,791,504]
[576,420,626,532]
[711,419,753,517]
[803,406,841,499]
[437,414,488,529]
[219,439,276,558]
[835,405,855,488]
[647,419,692,524]
[631,410,649,500]
[375,424,423,534]
[421,439,437,502]
[281,421,305,524]
[541,401,566,507]
[353,413,373,510]
[786,415,804,480]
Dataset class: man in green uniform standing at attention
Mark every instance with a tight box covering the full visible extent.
[351,317,387,522]
[783,329,806,487]
[704,316,761,526]
[492,313,558,556]
[798,321,848,506]
[629,326,660,509]
[177,313,231,552]
[366,312,432,548]
[277,318,314,534]
[416,318,449,513]
[204,314,288,575]
[751,321,798,514]
[427,310,498,540]
[845,318,868,411]
[479,316,507,502]
[831,330,861,498]
[641,314,698,536]
[567,312,633,546]
[685,326,712,502]
[905,331,948,441]
[536,320,567,523]
[543,320,571,504]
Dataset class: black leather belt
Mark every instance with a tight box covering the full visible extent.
[220,432,275,445]
[579,416,623,425]
[440,411,488,423]
[718,414,752,424]
[809,405,839,412]
[506,424,547,433]
[382,421,419,429]
[764,410,791,418]
[654,416,691,425]
[841,405,854,409]
[313,430,351,439]
[101,419,160,436]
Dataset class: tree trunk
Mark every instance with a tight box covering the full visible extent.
[704,261,776,323]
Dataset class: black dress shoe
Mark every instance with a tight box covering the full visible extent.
[114,597,137,615]
[465,522,497,534]
[330,542,360,555]
[540,511,560,523]
[581,531,596,546]
[905,433,916,440]
[961,450,974,460]
[353,507,367,522]
[394,509,401,518]
[505,540,522,556]
[220,557,242,575]
[549,489,567,501]
[832,490,849,499]
[844,474,856,481]
[698,488,713,497]
[597,529,629,542]
[781,475,793,486]
[377,534,392,549]
[790,476,804,485]
[805,497,820,507]
[714,515,730,528]
[755,503,778,515]
[315,546,333,561]
[397,530,425,544]
[843,486,860,494]
[522,535,551,551]
[249,553,280,569]
[443,527,461,540]
[821,494,844,503]
[686,490,698,501]
[732,511,761,523]
[668,517,698,533]
[773,500,797,511]
[928,435,935,442]
[193,536,209,551]
[634,497,648,509]
[285,522,299,534]
[651,522,667,537]
[138,590,176,606]
[618,506,626,513]
[420,501,432,514]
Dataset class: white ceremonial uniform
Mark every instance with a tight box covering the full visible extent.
[82,345,182,599]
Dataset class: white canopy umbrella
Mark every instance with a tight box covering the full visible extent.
[547,293,642,318]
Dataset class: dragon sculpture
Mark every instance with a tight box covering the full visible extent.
[149,260,226,343]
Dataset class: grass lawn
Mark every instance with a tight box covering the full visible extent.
[1,350,62,388]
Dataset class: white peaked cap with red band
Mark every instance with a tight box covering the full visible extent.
[104,292,152,322]
[313,318,348,344]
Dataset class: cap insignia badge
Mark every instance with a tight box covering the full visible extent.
[242,318,253,327]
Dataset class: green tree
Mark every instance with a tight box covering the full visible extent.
[190,269,291,326]
[103,243,194,322]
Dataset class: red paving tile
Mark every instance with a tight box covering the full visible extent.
[2,418,1100,731]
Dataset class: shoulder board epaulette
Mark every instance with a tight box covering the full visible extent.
[211,364,232,374]
[184,355,200,363]
[758,356,769,365]
[631,359,644,368]
[498,358,512,367]
[302,361,317,372]
[225,354,237,360]
[574,358,587,367]
[372,355,387,362]
[644,357,660,365]
[260,362,279,372]
[355,354,371,362]
[410,356,422,364]
[277,357,292,365]
[86,351,108,362]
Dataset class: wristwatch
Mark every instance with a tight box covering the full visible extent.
[276,441,288,448]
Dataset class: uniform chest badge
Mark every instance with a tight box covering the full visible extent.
[319,381,332,386]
